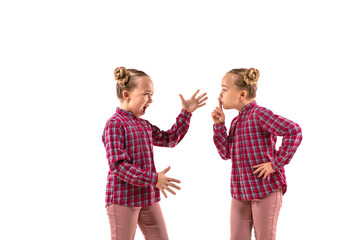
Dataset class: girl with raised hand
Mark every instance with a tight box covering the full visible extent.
[103,67,207,240]
[212,68,302,240]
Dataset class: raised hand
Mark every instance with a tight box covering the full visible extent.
[179,89,207,113]
[253,162,275,179]
[155,166,181,198]
[211,98,225,124]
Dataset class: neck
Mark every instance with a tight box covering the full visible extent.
[236,98,254,113]
[119,101,131,112]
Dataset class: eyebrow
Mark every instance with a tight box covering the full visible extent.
[221,85,228,88]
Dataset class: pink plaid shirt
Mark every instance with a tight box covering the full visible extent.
[213,101,302,200]
[102,108,192,207]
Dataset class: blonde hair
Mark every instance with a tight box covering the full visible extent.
[228,68,260,99]
[113,67,149,100]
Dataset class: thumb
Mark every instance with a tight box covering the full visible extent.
[179,94,185,103]
[162,166,171,174]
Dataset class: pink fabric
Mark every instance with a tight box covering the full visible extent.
[213,101,302,200]
[102,108,191,207]
[230,188,282,240]
[107,203,168,240]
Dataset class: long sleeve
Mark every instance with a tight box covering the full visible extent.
[150,109,192,147]
[213,122,231,160]
[103,120,158,187]
[256,108,302,170]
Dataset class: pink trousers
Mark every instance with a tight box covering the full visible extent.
[107,203,168,240]
[230,188,283,240]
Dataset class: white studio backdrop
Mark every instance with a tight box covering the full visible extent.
[0,0,359,239]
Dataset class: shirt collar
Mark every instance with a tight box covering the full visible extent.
[116,107,137,119]
[240,100,257,114]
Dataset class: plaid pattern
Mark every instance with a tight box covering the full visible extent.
[213,101,302,200]
[102,108,192,207]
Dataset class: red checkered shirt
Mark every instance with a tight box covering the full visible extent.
[213,101,302,200]
[102,108,192,207]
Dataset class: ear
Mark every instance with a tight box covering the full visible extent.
[239,90,247,100]
[122,90,131,101]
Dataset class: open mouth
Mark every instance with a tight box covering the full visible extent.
[142,105,149,114]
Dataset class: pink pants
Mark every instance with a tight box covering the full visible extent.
[107,203,168,240]
[230,188,283,240]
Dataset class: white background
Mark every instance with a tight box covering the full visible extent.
[1,0,359,239]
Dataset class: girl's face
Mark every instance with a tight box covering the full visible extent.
[125,76,154,118]
[219,73,243,111]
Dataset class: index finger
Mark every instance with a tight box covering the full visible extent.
[192,89,200,98]
[253,163,263,168]
[196,92,207,101]
[218,98,223,109]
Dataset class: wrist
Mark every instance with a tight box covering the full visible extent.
[270,161,278,171]
[182,108,193,114]
[153,172,159,187]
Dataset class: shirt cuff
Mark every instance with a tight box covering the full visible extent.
[271,161,279,171]
[180,109,192,123]
[150,172,158,186]
[181,109,192,116]
[213,122,226,134]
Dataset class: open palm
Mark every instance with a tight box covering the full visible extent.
[179,90,208,113]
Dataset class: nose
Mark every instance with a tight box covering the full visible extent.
[219,91,223,98]
[148,95,153,103]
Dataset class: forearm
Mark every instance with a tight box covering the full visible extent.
[110,160,158,187]
[152,109,192,147]
[213,123,231,160]
[272,123,302,170]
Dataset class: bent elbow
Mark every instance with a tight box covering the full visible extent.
[294,124,303,141]
[219,151,231,160]
[289,123,302,137]
[295,123,302,134]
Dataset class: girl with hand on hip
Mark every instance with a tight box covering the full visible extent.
[212,68,302,240]
[102,67,207,240]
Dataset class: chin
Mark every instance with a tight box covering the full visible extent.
[139,108,146,117]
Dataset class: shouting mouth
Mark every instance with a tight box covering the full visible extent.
[142,105,150,114]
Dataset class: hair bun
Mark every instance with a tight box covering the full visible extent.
[244,68,260,86]
[114,67,130,86]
